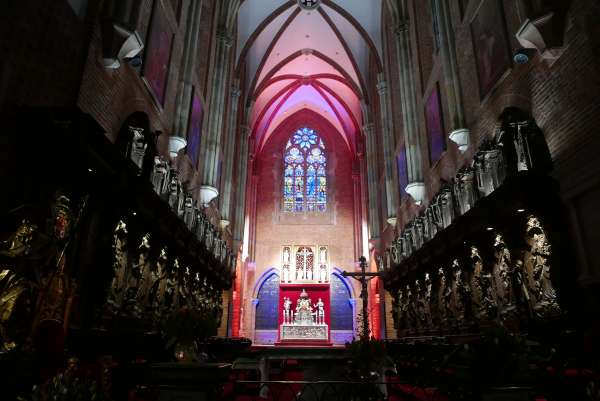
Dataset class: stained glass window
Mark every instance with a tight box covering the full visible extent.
[255,272,280,330]
[283,127,327,212]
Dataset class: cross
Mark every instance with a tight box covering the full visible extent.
[299,247,312,279]
[342,256,381,339]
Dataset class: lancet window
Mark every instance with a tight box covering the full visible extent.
[283,127,327,212]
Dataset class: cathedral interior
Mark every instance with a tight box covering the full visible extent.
[1,0,600,400]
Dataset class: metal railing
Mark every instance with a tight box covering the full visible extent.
[226,380,447,401]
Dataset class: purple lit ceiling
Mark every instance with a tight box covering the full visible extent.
[237,0,382,154]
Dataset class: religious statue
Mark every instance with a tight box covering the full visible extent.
[314,298,325,325]
[151,156,169,196]
[294,289,313,325]
[283,297,292,324]
[195,208,207,243]
[129,126,146,170]
[147,248,167,316]
[318,247,328,282]
[167,169,184,216]
[424,273,433,329]
[525,216,560,318]
[135,234,153,311]
[493,235,517,318]
[475,139,506,197]
[453,167,478,216]
[183,194,195,230]
[414,279,428,332]
[0,219,38,351]
[405,284,418,333]
[161,259,179,316]
[450,260,468,325]
[107,220,128,313]
[122,234,146,318]
[436,268,452,328]
[319,264,328,283]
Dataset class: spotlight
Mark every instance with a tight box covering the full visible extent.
[87,168,93,172]
[125,55,143,67]
[132,212,137,216]
[513,48,533,65]
[517,208,526,213]
[486,227,494,231]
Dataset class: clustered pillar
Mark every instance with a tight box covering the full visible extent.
[432,0,470,152]
[219,81,242,226]
[170,0,203,157]
[376,75,400,224]
[199,20,233,206]
[392,5,426,204]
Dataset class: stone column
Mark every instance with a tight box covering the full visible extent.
[393,14,426,204]
[432,0,470,152]
[363,123,381,238]
[219,82,242,226]
[170,0,203,158]
[352,168,363,261]
[198,22,233,206]
[376,75,400,224]
[233,125,251,249]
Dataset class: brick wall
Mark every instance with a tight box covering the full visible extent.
[380,0,600,291]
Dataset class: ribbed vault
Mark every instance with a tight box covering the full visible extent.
[237,0,383,154]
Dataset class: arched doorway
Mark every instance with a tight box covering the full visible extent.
[330,270,355,344]
[254,270,280,344]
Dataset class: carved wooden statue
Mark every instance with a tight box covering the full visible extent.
[0,220,38,351]
[151,156,169,196]
[525,216,560,318]
[107,221,129,313]
[493,234,517,318]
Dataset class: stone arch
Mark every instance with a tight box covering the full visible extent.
[253,268,280,331]
[330,267,356,342]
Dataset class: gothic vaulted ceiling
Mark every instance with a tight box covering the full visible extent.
[236,0,383,154]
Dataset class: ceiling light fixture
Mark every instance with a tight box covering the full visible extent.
[298,0,320,11]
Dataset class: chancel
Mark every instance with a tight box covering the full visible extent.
[1,0,599,400]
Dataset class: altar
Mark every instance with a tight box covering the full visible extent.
[276,245,332,346]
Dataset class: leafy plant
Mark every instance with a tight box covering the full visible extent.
[162,306,217,345]
[18,371,112,401]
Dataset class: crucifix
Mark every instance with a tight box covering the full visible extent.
[343,256,382,339]
[298,247,312,280]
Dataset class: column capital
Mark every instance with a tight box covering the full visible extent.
[231,87,241,99]
[216,26,233,48]
[376,79,388,95]
[394,19,410,36]
[240,125,251,137]
[362,123,375,136]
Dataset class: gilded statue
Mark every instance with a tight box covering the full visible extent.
[135,234,153,312]
[0,220,38,350]
[106,220,128,314]
[451,260,468,324]
[525,217,560,318]
[493,235,516,317]
[148,248,167,316]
